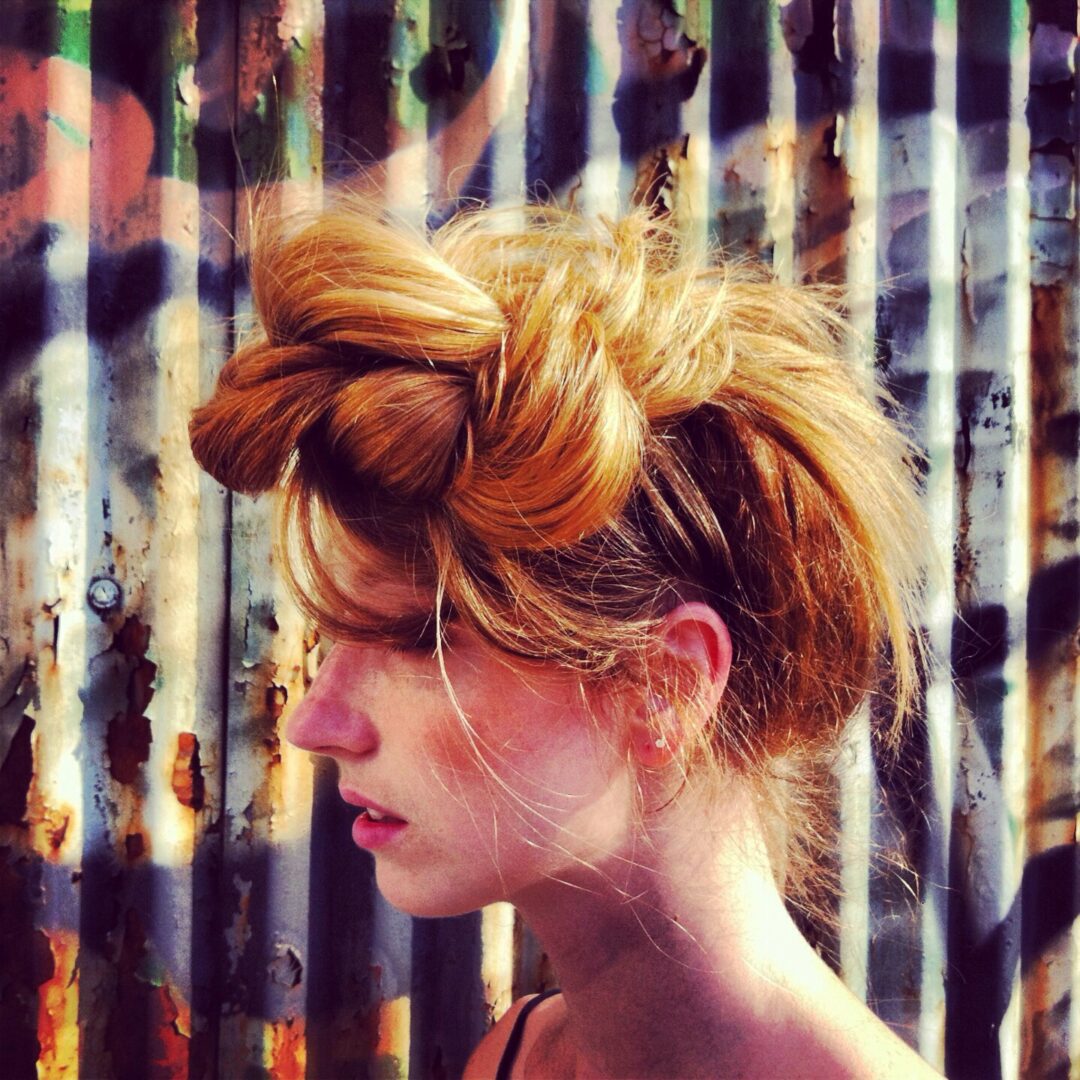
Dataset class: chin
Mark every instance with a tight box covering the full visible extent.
[374,862,498,918]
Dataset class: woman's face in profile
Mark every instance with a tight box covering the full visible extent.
[286,568,636,918]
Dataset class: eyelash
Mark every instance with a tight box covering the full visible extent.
[387,621,441,655]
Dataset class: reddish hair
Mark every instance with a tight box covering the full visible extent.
[190,200,927,910]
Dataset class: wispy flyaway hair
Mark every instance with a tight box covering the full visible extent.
[190,200,927,903]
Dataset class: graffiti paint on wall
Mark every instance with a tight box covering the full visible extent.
[0,1,1076,1077]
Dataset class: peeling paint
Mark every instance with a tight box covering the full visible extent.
[104,618,157,785]
[171,732,204,811]
[105,908,191,1078]
[267,1015,306,1079]
[36,928,80,1077]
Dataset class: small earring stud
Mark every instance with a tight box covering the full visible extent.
[654,736,668,750]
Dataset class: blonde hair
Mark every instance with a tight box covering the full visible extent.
[190,200,926,914]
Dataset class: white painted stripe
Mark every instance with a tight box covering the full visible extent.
[918,6,959,1068]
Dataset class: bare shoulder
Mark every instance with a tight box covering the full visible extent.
[462,994,546,1080]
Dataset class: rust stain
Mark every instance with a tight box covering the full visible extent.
[793,115,853,281]
[106,708,152,783]
[36,928,79,1076]
[259,683,287,830]
[615,0,706,228]
[1022,277,1078,1068]
[1025,282,1077,817]
[777,0,854,282]
[25,783,76,864]
[1029,285,1076,555]
[630,135,687,213]
[235,2,295,117]
[105,907,190,1079]
[620,0,706,83]
[265,683,288,729]
[105,617,156,785]
[268,1016,307,1080]
[171,731,205,811]
[1022,992,1071,1078]
[124,831,146,862]
[146,980,192,1077]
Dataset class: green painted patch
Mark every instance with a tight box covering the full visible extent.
[47,110,89,148]
[284,98,317,180]
[54,3,91,66]
[934,0,956,25]
[586,42,609,97]
[167,9,199,180]
[389,1,429,130]
[1008,0,1026,47]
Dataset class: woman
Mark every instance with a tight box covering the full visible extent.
[190,201,940,1077]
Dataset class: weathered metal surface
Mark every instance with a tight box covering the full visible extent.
[0,1,1077,1077]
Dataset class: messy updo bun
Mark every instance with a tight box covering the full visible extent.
[190,199,926,902]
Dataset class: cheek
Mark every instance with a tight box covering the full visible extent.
[425,683,626,845]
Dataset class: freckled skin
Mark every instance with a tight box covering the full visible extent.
[286,615,634,919]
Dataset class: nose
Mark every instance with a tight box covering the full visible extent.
[285,645,380,760]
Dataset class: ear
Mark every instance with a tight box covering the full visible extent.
[629,602,732,768]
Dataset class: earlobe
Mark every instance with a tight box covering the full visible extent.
[632,692,676,767]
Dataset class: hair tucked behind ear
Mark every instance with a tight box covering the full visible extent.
[190,196,927,911]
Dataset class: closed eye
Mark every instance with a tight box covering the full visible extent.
[385,611,448,656]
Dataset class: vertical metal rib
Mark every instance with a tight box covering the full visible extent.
[1021,3,1078,1077]
[945,4,1030,1077]
[835,0,880,1009]
[215,3,324,1075]
[7,3,94,1075]
[765,0,796,279]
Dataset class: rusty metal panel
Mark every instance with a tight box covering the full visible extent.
[0,1,1077,1077]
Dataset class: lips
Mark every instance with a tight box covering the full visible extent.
[340,787,409,851]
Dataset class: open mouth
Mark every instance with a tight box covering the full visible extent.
[359,806,406,824]
[340,789,408,846]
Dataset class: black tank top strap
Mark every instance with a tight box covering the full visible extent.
[494,988,562,1080]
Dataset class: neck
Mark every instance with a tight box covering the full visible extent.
[508,776,901,1079]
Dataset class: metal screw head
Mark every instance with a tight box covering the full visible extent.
[87,577,122,614]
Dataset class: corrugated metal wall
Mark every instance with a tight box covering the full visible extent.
[0,1,1076,1077]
